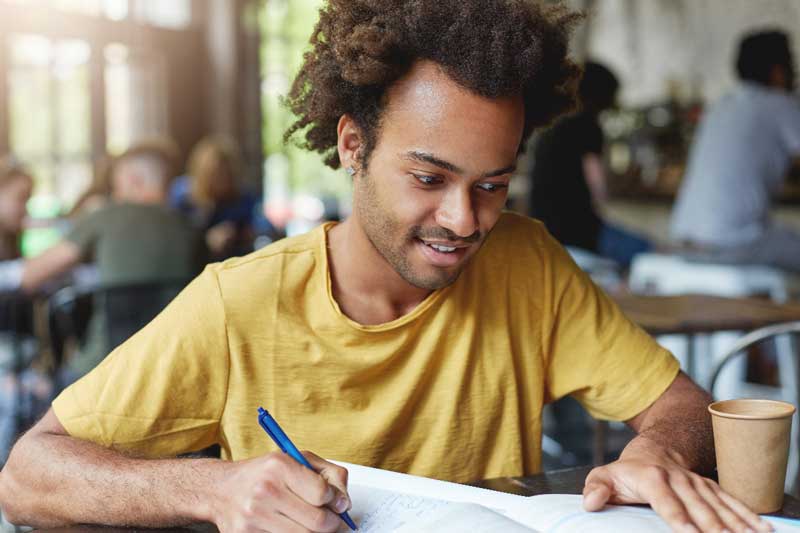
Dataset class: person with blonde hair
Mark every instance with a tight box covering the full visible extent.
[169,137,257,260]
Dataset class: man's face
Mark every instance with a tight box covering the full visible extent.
[346,61,525,290]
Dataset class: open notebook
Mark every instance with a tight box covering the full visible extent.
[335,462,800,533]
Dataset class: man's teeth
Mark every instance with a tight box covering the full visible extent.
[428,243,457,253]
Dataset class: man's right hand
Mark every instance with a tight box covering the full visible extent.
[212,451,353,533]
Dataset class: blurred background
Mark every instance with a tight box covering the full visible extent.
[3,0,800,488]
[1,0,799,250]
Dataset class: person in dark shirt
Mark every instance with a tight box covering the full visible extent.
[530,61,651,268]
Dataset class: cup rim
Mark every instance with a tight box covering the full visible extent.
[708,399,796,420]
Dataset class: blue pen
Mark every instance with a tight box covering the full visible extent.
[257,407,358,531]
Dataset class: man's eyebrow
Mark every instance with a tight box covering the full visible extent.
[402,150,516,178]
[403,151,463,174]
[481,163,517,179]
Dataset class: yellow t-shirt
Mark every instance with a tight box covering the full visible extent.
[53,212,679,483]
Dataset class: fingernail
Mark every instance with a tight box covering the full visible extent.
[759,519,775,532]
[335,494,349,513]
[682,525,700,533]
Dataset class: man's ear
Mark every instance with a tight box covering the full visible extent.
[337,115,364,172]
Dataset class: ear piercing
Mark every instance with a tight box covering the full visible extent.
[345,167,355,177]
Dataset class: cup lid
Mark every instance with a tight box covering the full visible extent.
[708,399,796,420]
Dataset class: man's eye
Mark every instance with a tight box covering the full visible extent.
[414,174,440,185]
[477,182,507,193]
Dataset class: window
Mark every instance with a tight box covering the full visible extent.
[1,0,191,28]
[8,34,92,210]
[134,0,191,29]
[260,0,351,207]
[3,3,176,212]
[105,43,168,155]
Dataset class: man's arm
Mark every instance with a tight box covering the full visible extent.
[20,241,82,293]
[582,372,773,533]
[0,409,351,531]
[623,370,716,474]
[582,152,608,210]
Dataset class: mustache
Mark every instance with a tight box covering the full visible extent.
[411,226,482,244]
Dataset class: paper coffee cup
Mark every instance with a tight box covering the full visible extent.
[708,399,795,514]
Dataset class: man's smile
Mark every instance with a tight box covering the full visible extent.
[415,237,471,267]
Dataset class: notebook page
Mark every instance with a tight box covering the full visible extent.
[334,461,531,513]
[340,485,537,532]
[509,494,800,533]
[335,462,800,532]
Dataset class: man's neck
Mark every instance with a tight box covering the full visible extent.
[327,217,434,325]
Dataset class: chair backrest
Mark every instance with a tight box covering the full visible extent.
[0,291,33,337]
[709,321,800,397]
[99,280,187,352]
[629,253,788,301]
[0,291,37,373]
[48,286,94,369]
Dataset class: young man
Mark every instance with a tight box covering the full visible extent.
[0,2,772,533]
[671,29,800,272]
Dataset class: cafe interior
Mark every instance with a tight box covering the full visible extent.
[3,0,800,528]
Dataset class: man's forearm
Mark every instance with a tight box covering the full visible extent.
[0,430,222,527]
[623,373,716,476]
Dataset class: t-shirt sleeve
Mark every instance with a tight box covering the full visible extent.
[64,211,102,260]
[52,265,230,457]
[541,234,680,421]
[579,117,604,156]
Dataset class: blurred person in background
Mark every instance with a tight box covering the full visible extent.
[0,158,47,465]
[170,136,258,261]
[0,158,33,263]
[671,29,800,272]
[0,158,33,290]
[529,61,652,269]
[66,155,114,218]
[12,141,206,385]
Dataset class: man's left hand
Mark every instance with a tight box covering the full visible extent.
[582,438,774,533]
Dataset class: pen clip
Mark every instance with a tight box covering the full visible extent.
[258,407,289,454]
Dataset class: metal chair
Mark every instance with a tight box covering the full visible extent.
[708,321,800,494]
[99,281,186,352]
[46,280,188,388]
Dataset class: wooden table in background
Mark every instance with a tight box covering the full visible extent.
[610,293,800,379]
[611,293,800,337]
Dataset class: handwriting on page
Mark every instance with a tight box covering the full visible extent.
[340,487,454,532]
[339,486,537,532]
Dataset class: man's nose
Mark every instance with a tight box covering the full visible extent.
[434,188,479,239]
